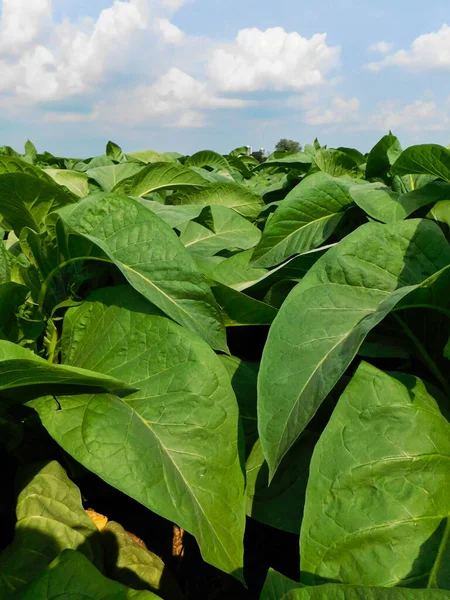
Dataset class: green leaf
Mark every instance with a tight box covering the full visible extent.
[44,169,89,198]
[0,174,75,235]
[350,180,450,223]
[392,144,450,182]
[32,287,246,578]
[0,156,54,182]
[113,162,207,196]
[219,355,259,452]
[185,150,230,171]
[251,173,353,267]
[125,150,176,164]
[428,201,450,230]
[365,133,402,180]
[314,149,357,177]
[24,140,38,162]
[283,585,450,600]
[210,250,268,291]
[101,522,182,599]
[87,163,143,192]
[0,340,132,394]
[213,284,278,326]
[57,193,227,351]
[15,550,161,599]
[145,201,215,231]
[0,461,102,596]
[301,362,450,588]
[173,182,264,220]
[246,431,317,533]
[258,219,450,478]
[257,153,312,170]
[336,147,365,166]
[0,283,29,342]
[178,205,261,257]
[106,140,124,161]
[260,568,300,600]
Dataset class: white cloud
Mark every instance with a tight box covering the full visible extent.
[208,27,340,92]
[305,96,360,125]
[367,24,450,71]
[0,0,52,54]
[45,67,247,127]
[367,100,450,131]
[155,18,185,44]
[368,41,394,54]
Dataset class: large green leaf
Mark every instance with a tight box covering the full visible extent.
[16,550,161,600]
[57,193,227,351]
[283,585,450,600]
[31,287,246,578]
[144,202,215,231]
[251,173,353,267]
[101,522,182,599]
[125,150,176,164]
[174,182,264,220]
[0,156,54,182]
[113,162,207,196]
[246,432,317,533]
[185,150,230,171]
[300,362,450,588]
[350,180,450,222]
[219,355,258,452]
[0,173,75,235]
[213,284,278,326]
[0,461,101,596]
[258,219,450,477]
[44,169,89,198]
[211,250,268,292]
[392,144,450,182]
[260,569,300,600]
[313,149,357,177]
[87,163,143,192]
[178,205,261,257]
[0,340,132,393]
[365,133,402,180]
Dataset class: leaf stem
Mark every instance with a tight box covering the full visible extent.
[392,304,450,319]
[393,314,450,398]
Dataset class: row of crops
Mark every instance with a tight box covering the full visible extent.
[0,135,449,599]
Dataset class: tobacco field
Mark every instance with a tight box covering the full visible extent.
[0,135,449,599]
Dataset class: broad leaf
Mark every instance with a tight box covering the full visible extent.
[392,144,450,182]
[125,150,175,164]
[0,340,132,394]
[106,140,124,161]
[113,162,207,196]
[0,173,75,235]
[57,193,227,351]
[260,568,300,600]
[0,156,54,182]
[101,522,182,599]
[87,163,143,192]
[185,150,230,171]
[213,284,278,326]
[314,149,357,177]
[44,169,89,198]
[32,287,246,578]
[145,201,215,231]
[252,173,353,267]
[365,133,402,180]
[16,550,161,600]
[219,355,258,451]
[178,205,261,257]
[258,219,450,477]
[350,180,450,222]
[284,585,450,600]
[301,363,450,588]
[211,250,268,291]
[246,432,317,533]
[174,182,264,220]
[0,461,101,595]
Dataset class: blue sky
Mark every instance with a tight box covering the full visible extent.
[0,0,449,157]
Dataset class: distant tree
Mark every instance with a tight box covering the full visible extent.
[275,138,302,153]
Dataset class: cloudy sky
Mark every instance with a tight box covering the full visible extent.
[0,0,449,156]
